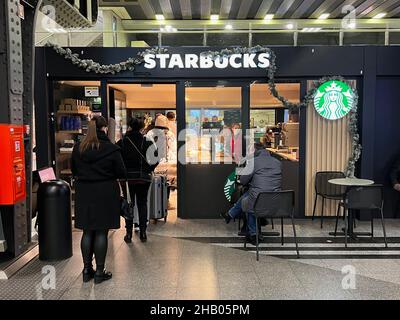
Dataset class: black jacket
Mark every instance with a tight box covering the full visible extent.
[71,130,127,181]
[71,131,126,230]
[390,157,400,186]
[117,130,158,175]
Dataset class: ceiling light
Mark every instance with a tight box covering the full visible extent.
[165,25,173,31]
[286,23,294,30]
[160,27,165,32]
[318,13,330,20]
[348,22,356,29]
[225,24,233,30]
[264,14,274,20]
[172,28,178,32]
[302,27,322,32]
[373,13,386,19]
[155,14,165,21]
[210,14,219,21]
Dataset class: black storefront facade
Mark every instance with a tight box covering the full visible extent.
[34,45,400,220]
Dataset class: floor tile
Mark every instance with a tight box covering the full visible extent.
[176,286,219,300]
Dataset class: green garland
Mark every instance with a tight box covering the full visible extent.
[46,43,361,177]
[45,42,167,74]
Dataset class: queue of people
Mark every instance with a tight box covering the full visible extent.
[71,112,177,284]
[70,112,290,284]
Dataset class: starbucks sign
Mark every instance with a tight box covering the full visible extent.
[313,80,354,120]
[224,172,236,202]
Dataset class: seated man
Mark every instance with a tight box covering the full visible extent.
[221,142,282,245]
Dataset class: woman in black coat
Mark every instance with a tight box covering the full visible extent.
[71,116,127,284]
[118,117,158,243]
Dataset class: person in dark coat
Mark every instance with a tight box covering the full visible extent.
[221,142,282,245]
[390,157,400,192]
[117,117,158,243]
[71,116,127,284]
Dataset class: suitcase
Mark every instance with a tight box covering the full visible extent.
[148,175,168,221]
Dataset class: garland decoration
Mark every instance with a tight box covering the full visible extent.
[46,42,361,177]
[45,42,167,74]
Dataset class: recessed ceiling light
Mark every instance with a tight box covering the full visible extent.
[210,14,219,21]
[318,13,330,20]
[264,14,274,20]
[155,14,165,21]
[373,13,386,19]
[225,24,233,30]
[172,28,178,32]
[286,23,294,30]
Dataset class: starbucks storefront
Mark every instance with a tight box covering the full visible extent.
[34,45,400,219]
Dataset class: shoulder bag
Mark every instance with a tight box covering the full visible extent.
[125,136,152,183]
[120,180,134,220]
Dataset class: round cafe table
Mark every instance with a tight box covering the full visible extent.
[327,177,374,239]
[328,177,374,187]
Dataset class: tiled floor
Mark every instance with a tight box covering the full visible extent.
[1,192,400,300]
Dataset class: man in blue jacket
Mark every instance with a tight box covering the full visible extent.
[221,142,282,245]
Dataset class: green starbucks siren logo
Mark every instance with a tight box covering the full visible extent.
[314,80,354,120]
[224,171,236,202]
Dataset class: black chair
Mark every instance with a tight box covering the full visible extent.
[312,171,346,228]
[244,190,299,261]
[334,184,388,248]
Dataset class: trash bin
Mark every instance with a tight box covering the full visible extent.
[37,179,72,261]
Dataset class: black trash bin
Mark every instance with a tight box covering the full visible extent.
[38,179,73,261]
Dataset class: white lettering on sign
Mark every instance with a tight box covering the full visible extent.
[144,53,271,70]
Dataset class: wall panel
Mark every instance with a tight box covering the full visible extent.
[305,81,353,217]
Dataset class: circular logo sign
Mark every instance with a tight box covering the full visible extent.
[313,80,354,120]
[224,171,236,202]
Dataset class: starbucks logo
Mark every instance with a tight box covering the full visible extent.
[314,80,354,120]
[224,171,236,202]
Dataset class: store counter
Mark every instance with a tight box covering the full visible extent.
[267,148,299,162]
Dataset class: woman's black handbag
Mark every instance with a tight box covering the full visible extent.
[125,136,152,183]
[120,180,134,220]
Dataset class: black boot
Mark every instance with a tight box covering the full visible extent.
[139,227,147,242]
[220,211,232,224]
[94,266,112,284]
[82,264,95,283]
[124,228,133,243]
[245,234,263,246]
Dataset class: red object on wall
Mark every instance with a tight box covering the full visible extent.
[0,124,26,204]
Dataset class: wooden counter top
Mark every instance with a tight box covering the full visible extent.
[267,148,299,162]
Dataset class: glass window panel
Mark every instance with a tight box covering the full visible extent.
[343,32,385,45]
[250,83,300,150]
[132,33,159,46]
[252,33,294,46]
[297,32,340,45]
[207,33,249,47]
[162,33,204,46]
[390,32,400,45]
[185,86,242,164]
